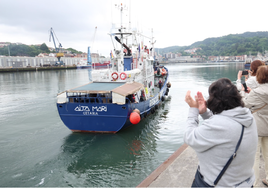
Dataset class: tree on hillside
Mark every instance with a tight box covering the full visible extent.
[0,43,83,57]
[40,43,50,53]
[66,48,83,54]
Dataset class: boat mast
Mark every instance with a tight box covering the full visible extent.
[118,3,124,72]
[129,0,131,32]
[151,28,155,59]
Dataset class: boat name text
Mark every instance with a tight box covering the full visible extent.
[149,96,158,107]
[74,105,107,114]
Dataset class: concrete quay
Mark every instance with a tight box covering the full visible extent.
[137,143,266,187]
[0,65,77,72]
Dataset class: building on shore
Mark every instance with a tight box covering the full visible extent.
[0,56,84,68]
[168,56,204,63]
[0,52,111,68]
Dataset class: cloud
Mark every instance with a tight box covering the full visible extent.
[1,0,268,56]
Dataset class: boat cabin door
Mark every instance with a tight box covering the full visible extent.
[124,57,132,71]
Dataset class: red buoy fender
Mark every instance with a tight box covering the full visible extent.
[130,112,140,124]
[120,72,127,80]
[111,72,118,81]
[161,68,167,76]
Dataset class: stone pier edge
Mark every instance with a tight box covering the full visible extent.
[136,143,188,187]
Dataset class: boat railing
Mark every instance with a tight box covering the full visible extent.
[67,94,112,104]
[68,96,137,104]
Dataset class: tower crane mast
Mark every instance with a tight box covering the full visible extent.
[49,27,64,65]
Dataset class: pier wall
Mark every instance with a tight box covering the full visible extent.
[168,57,203,63]
[0,56,83,68]
[137,144,266,187]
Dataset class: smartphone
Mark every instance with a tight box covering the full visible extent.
[242,82,248,92]
[242,70,248,75]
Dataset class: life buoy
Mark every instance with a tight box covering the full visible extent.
[120,72,127,80]
[111,72,118,81]
[161,68,167,76]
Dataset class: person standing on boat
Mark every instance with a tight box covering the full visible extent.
[242,65,268,187]
[184,78,257,187]
[140,90,145,102]
[127,94,135,103]
[236,60,264,96]
[158,79,163,89]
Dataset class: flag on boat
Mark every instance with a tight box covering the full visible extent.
[110,50,114,59]
[138,44,140,60]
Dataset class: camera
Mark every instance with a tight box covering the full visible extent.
[242,82,248,92]
[242,70,248,75]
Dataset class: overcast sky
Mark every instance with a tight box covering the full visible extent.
[1,0,268,56]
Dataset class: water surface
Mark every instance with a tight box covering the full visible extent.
[0,62,245,187]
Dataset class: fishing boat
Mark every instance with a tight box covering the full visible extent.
[77,51,111,69]
[56,3,171,133]
[76,58,111,69]
[244,60,251,69]
[77,59,90,68]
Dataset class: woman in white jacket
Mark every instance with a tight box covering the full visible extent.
[236,60,264,96]
[242,65,268,187]
[184,78,258,187]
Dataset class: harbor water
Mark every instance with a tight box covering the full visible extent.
[0,62,245,187]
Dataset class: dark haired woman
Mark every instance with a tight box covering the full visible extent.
[243,65,268,186]
[184,78,257,187]
[236,60,265,96]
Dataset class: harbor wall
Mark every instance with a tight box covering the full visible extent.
[0,56,83,68]
[168,57,204,63]
[0,56,111,68]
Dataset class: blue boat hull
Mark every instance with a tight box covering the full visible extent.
[244,63,250,69]
[57,80,169,133]
[57,103,129,133]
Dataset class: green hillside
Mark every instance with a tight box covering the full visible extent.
[156,31,268,56]
[2,31,268,57]
[0,43,83,57]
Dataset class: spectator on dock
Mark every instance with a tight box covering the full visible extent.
[236,60,264,96]
[242,65,268,187]
[184,78,257,187]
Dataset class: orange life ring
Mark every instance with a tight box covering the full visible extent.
[111,72,118,81]
[161,68,167,76]
[120,72,127,80]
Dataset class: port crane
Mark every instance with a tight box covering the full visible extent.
[49,27,64,65]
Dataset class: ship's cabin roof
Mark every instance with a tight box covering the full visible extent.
[68,82,125,94]
[67,82,143,96]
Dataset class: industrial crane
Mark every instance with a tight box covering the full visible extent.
[49,27,64,66]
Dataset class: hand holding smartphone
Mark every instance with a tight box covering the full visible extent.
[242,70,248,75]
[242,82,248,92]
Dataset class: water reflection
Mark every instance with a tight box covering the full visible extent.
[55,100,170,187]
[167,62,244,83]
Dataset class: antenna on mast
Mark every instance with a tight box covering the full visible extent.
[129,0,131,31]
[91,26,97,52]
